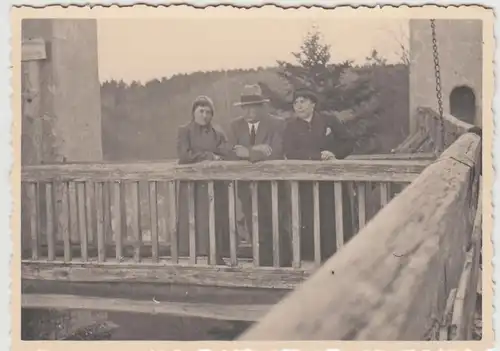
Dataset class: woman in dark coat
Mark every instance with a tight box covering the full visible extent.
[283,88,356,262]
[176,95,235,264]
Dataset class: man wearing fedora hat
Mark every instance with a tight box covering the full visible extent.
[227,84,292,266]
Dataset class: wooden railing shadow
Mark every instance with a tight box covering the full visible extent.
[240,108,482,341]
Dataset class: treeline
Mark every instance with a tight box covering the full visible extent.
[101,65,409,161]
[101,28,410,161]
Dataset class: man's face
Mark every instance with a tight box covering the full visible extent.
[242,104,266,123]
[293,96,316,120]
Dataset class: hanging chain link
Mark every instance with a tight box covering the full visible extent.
[430,19,445,152]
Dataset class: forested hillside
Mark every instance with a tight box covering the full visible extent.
[100,28,410,161]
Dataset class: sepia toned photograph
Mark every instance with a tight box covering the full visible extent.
[13,4,493,346]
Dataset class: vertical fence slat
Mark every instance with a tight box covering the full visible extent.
[56,182,71,262]
[251,181,260,267]
[85,181,95,247]
[380,182,389,207]
[149,181,159,263]
[271,181,280,267]
[103,182,112,244]
[168,181,178,263]
[334,182,344,249]
[76,182,88,262]
[357,182,366,230]
[27,183,39,260]
[68,182,79,245]
[207,181,217,265]
[348,182,358,235]
[313,181,321,266]
[127,182,141,263]
[290,181,301,268]
[45,183,55,261]
[95,182,105,262]
[228,181,238,266]
[187,182,196,264]
[156,182,168,245]
[111,182,122,261]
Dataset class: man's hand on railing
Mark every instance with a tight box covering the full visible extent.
[252,144,272,157]
[321,150,337,161]
[233,145,250,159]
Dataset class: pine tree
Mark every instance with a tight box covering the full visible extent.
[260,26,384,153]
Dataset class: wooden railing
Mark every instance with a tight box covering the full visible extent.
[240,109,483,340]
[21,158,431,289]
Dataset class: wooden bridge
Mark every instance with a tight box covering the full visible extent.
[17,16,487,341]
[20,106,483,340]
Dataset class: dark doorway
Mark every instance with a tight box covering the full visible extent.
[449,86,476,124]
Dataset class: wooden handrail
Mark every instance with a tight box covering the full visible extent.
[22,159,431,183]
[239,132,481,340]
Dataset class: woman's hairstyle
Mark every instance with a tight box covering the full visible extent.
[292,88,319,105]
[192,95,215,116]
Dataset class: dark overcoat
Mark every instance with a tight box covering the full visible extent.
[283,112,356,261]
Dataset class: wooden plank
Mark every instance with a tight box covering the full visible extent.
[239,132,481,341]
[22,159,431,183]
[111,182,122,260]
[313,182,321,266]
[251,182,260,267]
[125,182,141,262]
[347,182,358,235]
[102,182,112,245]
[347,153,437,161]
[334,182,344,249]
[168,181,178,263]
[207,181,217,265]
[26,183,39,260]
[290,181,300,268]
[439,288,457,340]
[68,182,79,244]
[380,182,389,207]
[22,279,290,306]
[228,181,238,266]
[84,181,95,247]
[357,182,366,230]
[21,260,310,290]
[45,183,55,261]
[95,182,105,262]
[187,182,196,264]
[76,182,88,261]
[156,182,168,244]
[55,182,71,262]
[21,38,47,61]
[148,181,159,263]
[450,184,482,340]
[271,181,280,267]
[22,293,272,322]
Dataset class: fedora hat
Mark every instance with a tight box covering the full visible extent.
[234,84,270,106]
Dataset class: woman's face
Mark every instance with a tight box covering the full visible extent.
[293,96,315,120]
[193,105,213,126]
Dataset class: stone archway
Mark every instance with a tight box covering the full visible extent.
[449,85,476,124]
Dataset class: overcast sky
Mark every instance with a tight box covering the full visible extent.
[96,16,409,83]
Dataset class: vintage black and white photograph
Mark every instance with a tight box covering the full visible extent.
[15,4,493,345]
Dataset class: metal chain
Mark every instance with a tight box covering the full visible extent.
[430,19,445,152]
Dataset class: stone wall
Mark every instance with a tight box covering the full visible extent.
[21,19,103,165]
[409,19,482,131]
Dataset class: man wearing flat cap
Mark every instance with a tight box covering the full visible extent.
[284,87,356,262]
[227,84,292,266]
